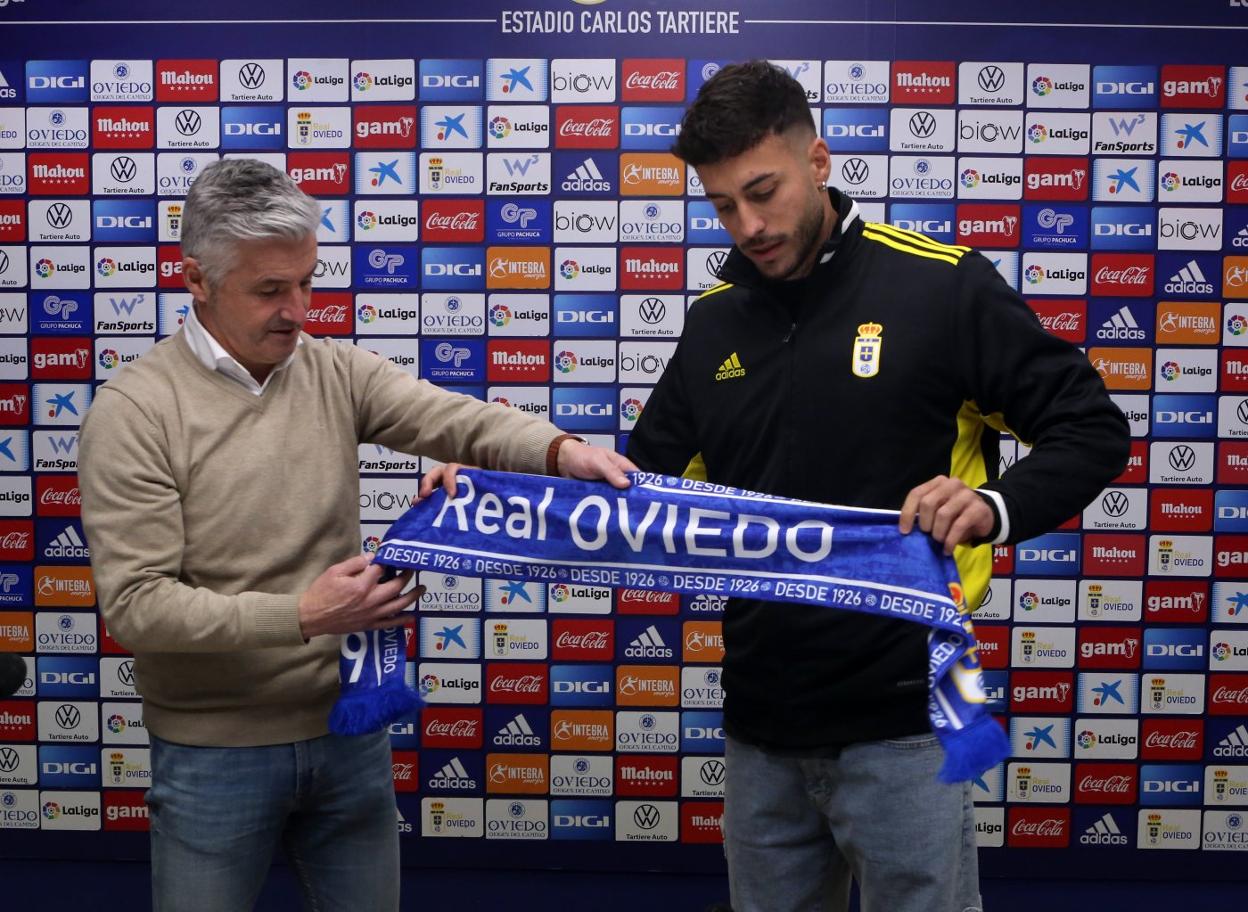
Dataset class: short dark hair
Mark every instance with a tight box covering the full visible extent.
[672,60,815,166]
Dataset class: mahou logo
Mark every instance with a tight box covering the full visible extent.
[1210,675,1248,715]
[1083,533,1145,576]
[92,106,155,150]
[621,59,684,102]
[28,153,90,195]
[422,199,484,242]
[620,247,682,290]
[486,340,550,383]
[1027,299,1086,342]
[155,59,218,102]
[1074,763,1137,804]
[892,61,956,104]
[303,292,353,336]
[0,520,34,560]
[974,625,1009,669]
[1091,253,1153,297]
[36,476,81,518]
[1141,719,1203,759]
[1149,489,1211,533]
[421,708,483,749]
[555,106,620,149]
[617,588,680,615]
[487,663,548,704]
[551,619,614,660]
[1008,807,1070,847]
[286,152,351,195]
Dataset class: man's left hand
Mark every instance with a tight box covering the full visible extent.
[899,475,995,555]
[418,441,637,499]
[556,439,636,489]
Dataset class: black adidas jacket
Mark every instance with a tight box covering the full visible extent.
[626,189,1130,750]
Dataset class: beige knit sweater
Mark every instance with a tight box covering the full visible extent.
[79,331,561,746]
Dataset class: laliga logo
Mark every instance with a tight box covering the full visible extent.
[1032,76,1054,96]
[554,350,578,373]
[560,259,580,279]
[960,169,980,189]
[357,211,378,230]
[1027,123,1048,144]
[98,349,120,370]
[489,304,511,326]
[35,258,55,278]
[489,116,511,140]
[621,398,643,422]
[353,72,373,91]
[96,258,117,277]
[356,304,378,323]
[1024,264,1045,284]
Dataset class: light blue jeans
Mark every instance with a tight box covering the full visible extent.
[147,730,399,912]
[723,733,982,912]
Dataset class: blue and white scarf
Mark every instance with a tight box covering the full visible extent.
[330,469,1008,782]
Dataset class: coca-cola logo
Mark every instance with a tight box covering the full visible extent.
[425,211,480,230]
[392,762,415,781]
[554,631,609,649]
[307,305,348,322]
[491,674,543,692]
[560,118,615,137]
[1213,686,1248,704]
[0,532,30,549]
[1012,818,1065,836]
[624,71,680,90]
[1079,774,1132,793]
[1095,266,1150,285]
[40,488,81,506]
[1038,312,1082,331]
[620,589,670,603]
[1231,174,1248,192]
[424,719,478,737]
[1144,730,1198,749]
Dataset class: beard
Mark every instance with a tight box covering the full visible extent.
[746,190,829,281]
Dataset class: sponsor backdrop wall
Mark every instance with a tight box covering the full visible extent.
[0,0,1246,882]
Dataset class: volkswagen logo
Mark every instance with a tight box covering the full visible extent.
[699,759,726,786]
[705,250,728,275]
[982,585,994,606]
[1101,491,1129,517]
[909,111,937,138]
[841,157,869,185]
[110,156,137,183]
[0,747,19,773]
[1168,445,1196,472]
[117,660,135,687]
[0,250,8,275]
[55,704,81,729]
[978,65,1006,93]
[238,62,266,90]
[1238,399,1248,425]
[175,110,202,136]
[633,804,661,829]
[638,297,666,324]
[46,203,73,230]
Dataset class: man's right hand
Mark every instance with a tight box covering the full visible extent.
[298,554,422,639]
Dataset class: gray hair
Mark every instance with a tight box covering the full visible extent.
[180,159,322,286]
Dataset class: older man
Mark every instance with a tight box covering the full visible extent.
[79,159,634,911]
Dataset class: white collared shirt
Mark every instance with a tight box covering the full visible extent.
[181,304,301,396]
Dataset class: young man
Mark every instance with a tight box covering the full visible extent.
[79,159,634,911]
[627,62,1129,912]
